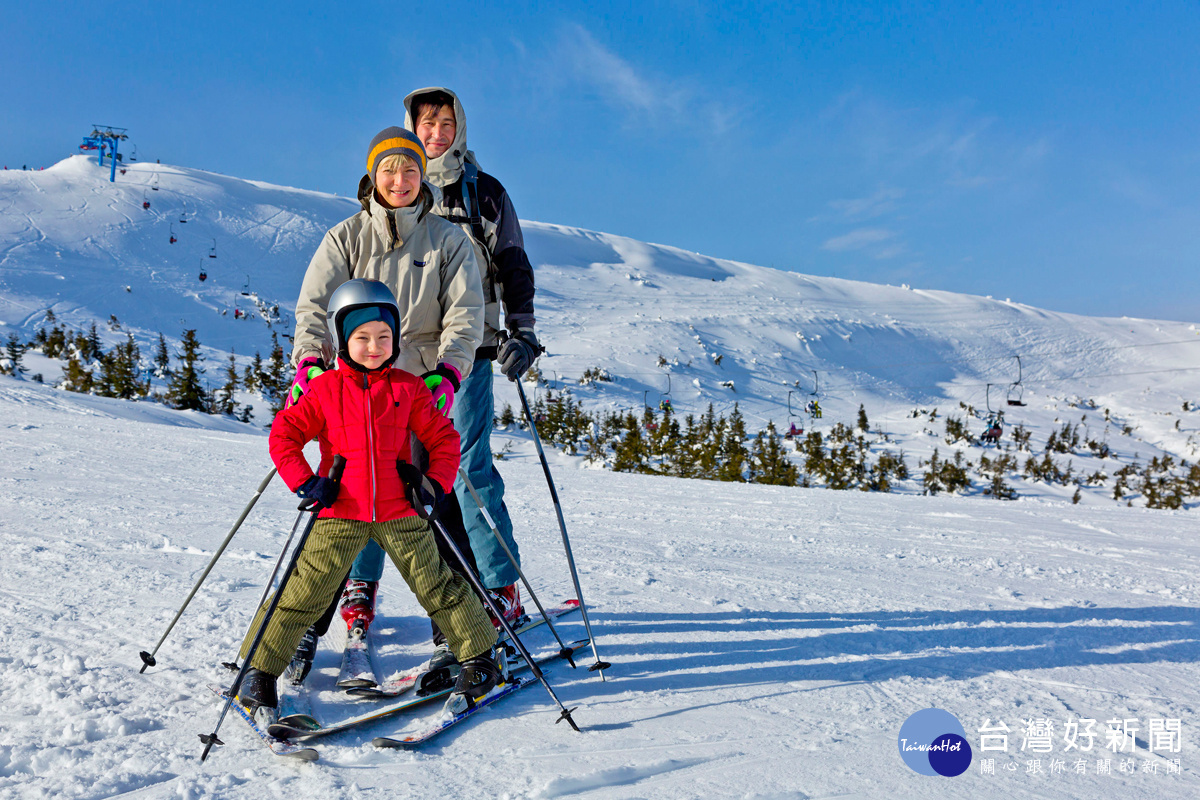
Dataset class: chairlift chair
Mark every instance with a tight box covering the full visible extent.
[209,239,217,259]
[169,223,177,244]
[786,390,804,439]
[198,270,207,282]
[142,191,150,210]
[658,373,673,412]
[1006,355,1027,407]
[805,372,823,419]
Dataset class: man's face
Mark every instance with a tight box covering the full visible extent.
[375,158,421,208]
[415,105,457,159]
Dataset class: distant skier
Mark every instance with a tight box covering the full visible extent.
[237,279,503,716]
[284,127,484,677]
[401,87,540,646]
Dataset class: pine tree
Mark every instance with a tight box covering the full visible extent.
[695,404,722,475]
[265,332,288,399]
[85,323,103,364]
[497,403,516,427]
[857,404,869,432]
[96,334,144,399]
[61,352,94,394]
[750,422,800,486]
[2,333,26,377]
[242,350,263,393]
[717,403,750,482]
[166,329,208,411]
[41,325,67,358]
[613,413,650,473]
[214,352,240,416]
[152,333,171,379]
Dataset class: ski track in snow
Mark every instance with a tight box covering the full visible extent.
[0,380,1198,799]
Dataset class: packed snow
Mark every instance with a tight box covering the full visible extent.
[0,155,1197,797]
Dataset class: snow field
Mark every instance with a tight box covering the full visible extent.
[1,379,1198,798]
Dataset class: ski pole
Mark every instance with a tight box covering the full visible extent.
[139,467,277,673]
[457,466,576,666]
[200,456,346,762]
[514,377,610,679]
[401,461,580,732]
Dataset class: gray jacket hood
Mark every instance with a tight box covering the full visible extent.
[403,86,478,188]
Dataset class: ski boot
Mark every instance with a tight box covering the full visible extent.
[428,641,459,672]
[445,645,508,714]
[416,642,461,695]
[283,626,319,685]
[237,668,280,726]
[339,579,378,635]
[485,583,526,629]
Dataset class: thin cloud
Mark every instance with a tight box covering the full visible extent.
[828,186,906,221]
[822,228,897,252]
[545,23,731,133]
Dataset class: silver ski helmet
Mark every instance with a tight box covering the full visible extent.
[327,279,401,371]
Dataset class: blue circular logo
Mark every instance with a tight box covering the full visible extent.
[898,708,972,777]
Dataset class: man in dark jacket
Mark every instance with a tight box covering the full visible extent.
[401,86,539,640]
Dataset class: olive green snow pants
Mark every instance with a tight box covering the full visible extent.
[238,516,497,676]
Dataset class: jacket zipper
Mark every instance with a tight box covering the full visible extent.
[363,372,377,522]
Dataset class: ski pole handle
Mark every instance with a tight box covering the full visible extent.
[298,455,347,511]
[329,455,347,482]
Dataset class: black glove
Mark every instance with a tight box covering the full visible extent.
[296,475,340,510]
[497,328,540,381]
[396,460,445,520]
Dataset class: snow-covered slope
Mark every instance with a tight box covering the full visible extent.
[3,156,1200,797]
[1,376,1198,799]
[4,157,1199,495]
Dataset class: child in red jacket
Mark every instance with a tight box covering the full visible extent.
[236,279,502,716]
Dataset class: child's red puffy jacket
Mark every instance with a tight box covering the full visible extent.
[269,362,460,521]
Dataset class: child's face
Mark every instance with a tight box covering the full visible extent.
[375,158,421,208]
[347,320,393,370]
[414,105,456,159]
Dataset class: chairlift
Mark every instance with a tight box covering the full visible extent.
[1006,355,1027,407]
[807,370,823,418]
[785,390,804,439]
[130,145,138,163]
[169,223,177,244]
[209,239,217,259]
[179,209,187,223]
[198,270,207,282]
[240,274,251,296]
[150,174,159,191]
[658,373,673,412]
[142,191,150,210]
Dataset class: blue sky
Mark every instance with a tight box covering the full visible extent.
[4,1,1198,321]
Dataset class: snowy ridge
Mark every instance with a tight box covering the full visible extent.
[3,155,1199,509]
[0,155,1199,797]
